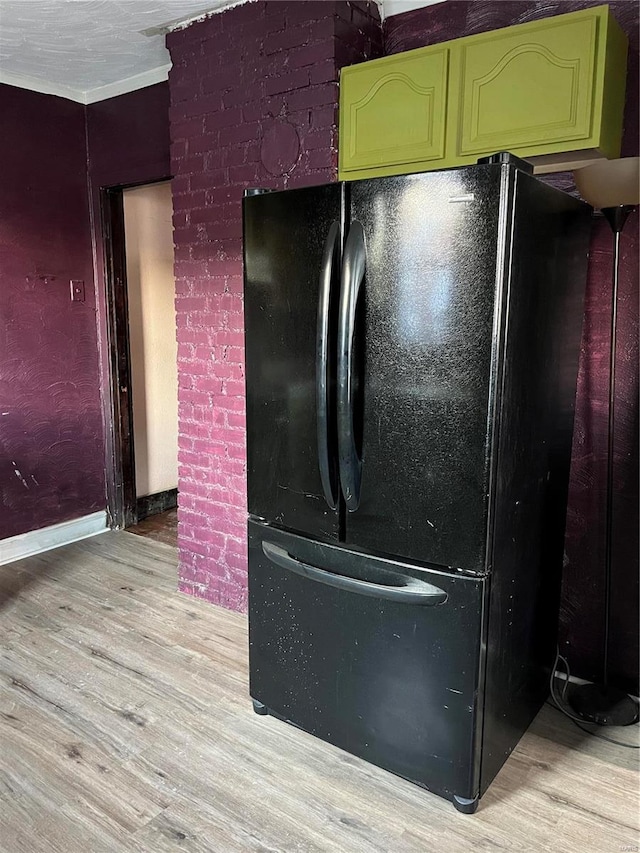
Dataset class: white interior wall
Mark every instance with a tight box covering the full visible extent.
[123,181,178,498]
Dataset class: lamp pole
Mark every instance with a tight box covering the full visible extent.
[568,202,639,727]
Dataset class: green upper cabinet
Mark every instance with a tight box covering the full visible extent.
[452,6,627,170]
[456,15,598,156]
[339,45,450,178]
[338,5,628,181]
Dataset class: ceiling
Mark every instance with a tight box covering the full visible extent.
[0,0,445,104]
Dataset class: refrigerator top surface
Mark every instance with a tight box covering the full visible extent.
[243,159,589,209]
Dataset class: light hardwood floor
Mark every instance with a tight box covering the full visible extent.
[0,531,638,852]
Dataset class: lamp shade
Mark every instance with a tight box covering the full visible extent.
[573,157,640,208]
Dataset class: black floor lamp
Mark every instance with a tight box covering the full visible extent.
[569,156,639,727]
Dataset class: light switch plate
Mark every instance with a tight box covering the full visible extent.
[70,280,85,302]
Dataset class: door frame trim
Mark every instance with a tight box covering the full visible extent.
[100,177,172,529]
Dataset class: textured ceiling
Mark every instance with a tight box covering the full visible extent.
[0,0,234,100]
[0,0,445,103]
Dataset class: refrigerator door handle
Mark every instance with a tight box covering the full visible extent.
[316,222,340,510]
[337,220,365,511]
[262,541,448,606]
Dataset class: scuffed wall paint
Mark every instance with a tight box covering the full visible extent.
[0,84,105,539]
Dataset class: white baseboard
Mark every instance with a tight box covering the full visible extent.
[0,511,108,566]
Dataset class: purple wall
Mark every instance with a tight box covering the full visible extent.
[0,82,172,542]
[0,84,105,539]
[85,83,171,325]
[385,1,639,691]
[86,83,171,190]
[167,1,381,610]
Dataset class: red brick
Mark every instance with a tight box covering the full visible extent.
[204,107,243,132]
[310,59,337,86]
[288,41,335,69]
[265,68,310,96]
[166,0,370,614]
[309,22,337,49]
[170,117,205,140]
[189,132,220,155]
[288,82,338,112]
[312,104,337,129]
[300,148,334,171]
[221,0,264,29]
[204,219,242,241]
[219,121,261,146]
[177,155,206,174]
[173,259,203,277]
[184,93,224,118]
[228,164,261,184]
[222,84,264,109]
[264,10,286,33]
[264,24,311,54]
[190,169,228,191]
[284,2,329,27]
[303,128,335,151]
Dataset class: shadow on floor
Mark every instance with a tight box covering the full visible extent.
[126,509,178,548]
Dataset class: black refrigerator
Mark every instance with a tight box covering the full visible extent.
[242,160,590,813]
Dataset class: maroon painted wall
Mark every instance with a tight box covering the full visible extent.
[86,83,171,190]
[85,84,171,323]
[0,84,105,539]
[167,1,381,609]
[0,81,172,542]
[384,1,639,691]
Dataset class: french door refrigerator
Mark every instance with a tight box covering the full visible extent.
[242,159,590,813]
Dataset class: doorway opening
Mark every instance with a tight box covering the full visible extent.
[102,179,178,544]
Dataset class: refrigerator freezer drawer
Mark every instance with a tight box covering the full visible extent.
[248,521,487,803]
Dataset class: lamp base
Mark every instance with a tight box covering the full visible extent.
[601,204,635,234]
[568,682,639,727]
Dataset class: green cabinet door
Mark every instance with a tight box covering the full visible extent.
[452,5,627,167]
[456,15,597,155]
[339,45,450,180]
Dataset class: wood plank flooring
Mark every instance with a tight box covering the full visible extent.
[127,510,178,548]
[0,531,638,852]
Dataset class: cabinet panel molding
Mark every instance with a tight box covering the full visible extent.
[458,18,597,157]
[338,5,627,181]
[339,46,449,176]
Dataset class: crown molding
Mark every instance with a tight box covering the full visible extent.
[83,65,171,104]
[0,69,85,103]
[0,64,171,105]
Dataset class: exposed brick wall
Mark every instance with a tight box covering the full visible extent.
[167,1,381,610]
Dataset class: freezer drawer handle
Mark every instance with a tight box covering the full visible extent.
[337,220,365,512]
[316,221,340,510]
[262,541,448,606]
